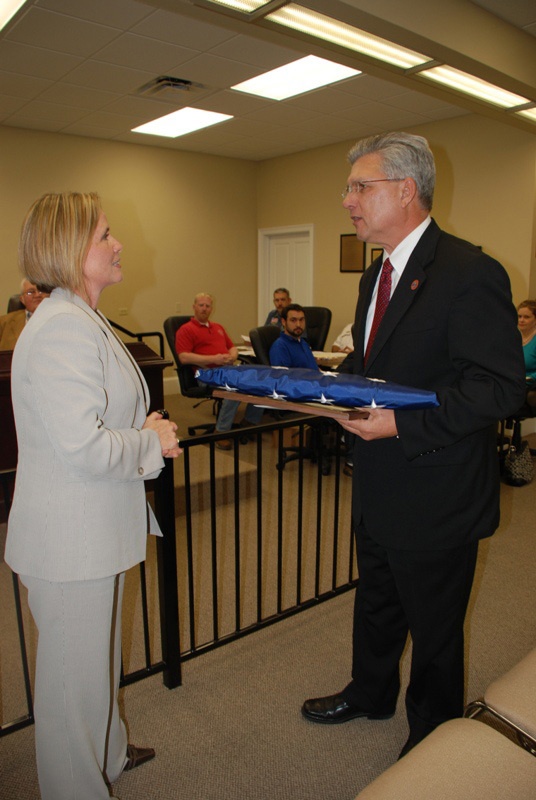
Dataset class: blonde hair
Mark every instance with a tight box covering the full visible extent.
[19,192,102,293]
[194,292,213,303]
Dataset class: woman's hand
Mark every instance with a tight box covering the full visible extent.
[143,412,182,458]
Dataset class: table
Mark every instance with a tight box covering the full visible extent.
[235,346,347,369]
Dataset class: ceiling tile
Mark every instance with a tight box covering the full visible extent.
[382,90,461,114]
[0,40,82,80]
[68,125,129,139]
[39,83,120,110]
[192,88,272,116]
[166,53,263,90]
[210,34,303,69]
[336,75,409,101]
[0,94,31,116]
[104,94,190,118]
[6,99,86,125]
[242,102,320,126]
[0,69,51,98]
[336,101,428,128]
[131,9,235,49]
[7,8,122,58]
[64,60,155,93]
[289,87,366,114]
[36,0,154,28]
[92,32,196,73]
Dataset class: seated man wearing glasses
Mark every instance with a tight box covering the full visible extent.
[0,279,49,350]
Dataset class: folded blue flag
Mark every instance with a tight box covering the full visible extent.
[196,365,439,410]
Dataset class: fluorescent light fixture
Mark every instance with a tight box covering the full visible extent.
[0,0,27,31]
[204,0,267,9]
[420,65,529,108]
[132,107,233,138]
[266,4,430,69]
[232,55,360,100]
[516,107,536,123]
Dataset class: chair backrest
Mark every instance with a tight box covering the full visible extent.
[302,306,332,351]
[249,325,281,365]
[163,315,208,398]
[7,294,24,313]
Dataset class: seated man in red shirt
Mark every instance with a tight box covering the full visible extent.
[176,293,263,449]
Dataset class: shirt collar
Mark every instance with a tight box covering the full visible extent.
[385,215,431,276]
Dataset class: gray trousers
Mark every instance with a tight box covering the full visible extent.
[21,572,128,800]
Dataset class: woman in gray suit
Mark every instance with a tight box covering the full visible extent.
[4,192,181,800]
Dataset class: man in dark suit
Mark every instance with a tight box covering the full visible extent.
[301,132,526,758]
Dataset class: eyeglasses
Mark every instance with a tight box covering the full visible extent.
[22,290,45,297]
[341,179,402,198]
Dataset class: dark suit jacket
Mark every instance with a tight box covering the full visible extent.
[351,219,526,551]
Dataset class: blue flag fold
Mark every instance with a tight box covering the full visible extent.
[196,365,439,410]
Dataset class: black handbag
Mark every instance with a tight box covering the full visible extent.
[503,440,534,487]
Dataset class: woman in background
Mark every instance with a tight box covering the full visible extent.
[4,192,181,800]
[517,299,536,383]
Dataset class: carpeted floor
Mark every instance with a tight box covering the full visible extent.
[1,397,535,800]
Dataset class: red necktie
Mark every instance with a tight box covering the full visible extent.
[364,258,393,366]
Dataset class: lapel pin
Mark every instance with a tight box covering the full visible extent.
[410,279,420,291]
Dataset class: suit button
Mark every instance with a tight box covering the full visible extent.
[138,467,144,475]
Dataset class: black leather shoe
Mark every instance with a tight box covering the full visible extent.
[123,744,155,771]
[302,693,394,724]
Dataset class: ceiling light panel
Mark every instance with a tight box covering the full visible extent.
[516,107,536,123]
[232,55,360,100]
[265,5,430,69]
[204,0,268,10]
[132,107,233,137]
[420,65,529,108]
[0,0,27,32]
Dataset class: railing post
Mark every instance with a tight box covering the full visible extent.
[153,457,182,688]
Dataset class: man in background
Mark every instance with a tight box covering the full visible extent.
[269,304,318,370]
[331,323,354,353]
[176,293,263,450]
[265,287,291,329]
[301,131,526,759]
[0,279,49,350]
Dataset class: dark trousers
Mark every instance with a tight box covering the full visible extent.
[343,523,478,744]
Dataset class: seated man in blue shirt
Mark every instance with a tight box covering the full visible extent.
[269,304,319,370]
[265,287,291,329]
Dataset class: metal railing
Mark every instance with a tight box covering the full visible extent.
[0,414,357,737]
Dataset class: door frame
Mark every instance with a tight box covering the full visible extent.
[257,224,314,325]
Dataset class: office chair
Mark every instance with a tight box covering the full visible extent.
[163,315,222,436]
[302,306,332,351]
[248,325,280,365]
[249,325,333,474]
[498,385,536,472]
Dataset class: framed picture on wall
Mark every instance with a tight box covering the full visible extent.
[340,234,366,272]
[370,247,383,264]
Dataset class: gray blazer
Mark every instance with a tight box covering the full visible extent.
[5,288,165,582]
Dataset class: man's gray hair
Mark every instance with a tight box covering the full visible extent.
[347,132,435,211]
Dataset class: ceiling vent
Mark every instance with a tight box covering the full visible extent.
[137,76,205,99]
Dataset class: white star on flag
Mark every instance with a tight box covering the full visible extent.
[318,393,335,404]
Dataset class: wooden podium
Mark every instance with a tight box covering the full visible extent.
[0,344,172,473]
